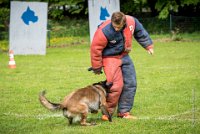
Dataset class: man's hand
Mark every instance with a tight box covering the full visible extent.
[147,48,154,55]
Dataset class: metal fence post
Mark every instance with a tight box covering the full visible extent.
[47,29,51,47]
[170,13,172,31]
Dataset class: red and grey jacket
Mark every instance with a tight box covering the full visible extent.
[90,15,153,69]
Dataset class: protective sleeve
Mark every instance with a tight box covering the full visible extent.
[90,29,108,69]
[133,17,153,49]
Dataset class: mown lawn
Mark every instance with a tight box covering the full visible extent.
[0,37,199,134]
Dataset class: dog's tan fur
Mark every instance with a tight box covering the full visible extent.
[39,81,112,126]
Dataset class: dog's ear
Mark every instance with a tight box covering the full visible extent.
[103,81,112,93]
[101,80,113,89]
[93,81,103,86]
[93,80,113,93]
[105,82,113,89]
[93,80,107,87]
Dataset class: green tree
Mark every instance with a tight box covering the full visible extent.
[155,0,200,19]
[120,0,148,15]
[0,0,10,31]
[46,0,87,19]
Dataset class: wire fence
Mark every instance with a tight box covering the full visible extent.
[139,15,200,34]
[0,15,200,40]
[171,15,200,33]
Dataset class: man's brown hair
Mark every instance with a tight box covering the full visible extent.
[111,11,126,25]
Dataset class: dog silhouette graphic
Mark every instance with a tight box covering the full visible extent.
[100,7,110,20]
[21,6,38,25]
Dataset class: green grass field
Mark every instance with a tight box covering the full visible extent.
[0,36,199,134]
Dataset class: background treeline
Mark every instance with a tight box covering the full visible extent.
[0,0,200,40]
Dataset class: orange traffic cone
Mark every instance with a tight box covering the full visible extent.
[8,50,16,69]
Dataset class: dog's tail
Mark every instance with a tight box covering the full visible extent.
[39,90,61,111]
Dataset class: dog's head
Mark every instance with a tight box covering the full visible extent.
[93,80,113,94]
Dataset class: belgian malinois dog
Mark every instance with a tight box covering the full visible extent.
[39,81,112,126]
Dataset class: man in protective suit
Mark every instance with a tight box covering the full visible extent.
[90,11,154,120]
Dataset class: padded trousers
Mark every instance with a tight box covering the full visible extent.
[103,55,137,114]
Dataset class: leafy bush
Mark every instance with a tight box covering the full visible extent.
[0,40,8,52]
[171,28,182,41]
[0,8,9,40]
[48,18,89,37]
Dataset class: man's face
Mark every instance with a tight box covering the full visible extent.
[112,22,124,32]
